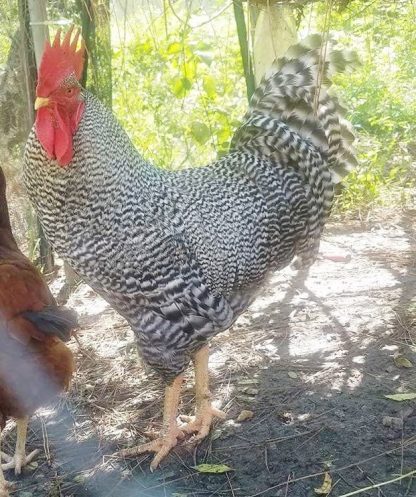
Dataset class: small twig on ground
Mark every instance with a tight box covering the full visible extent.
[338,473,358,493]
[327,478,341,496]
[405,472,415,496]
[215,429,316,451]
[264,446,270,473]
[41,417,51,465]
[245,438,416,497]
[173,449,192,474]
[284,472,292,497]
[337,469,416,497]
[295,426,324,451]
[192,443,198,467]
[401,413,405,478]
[357,466,387,497]
[226,472,236,497]
[73,334,96,360]
[206,480,234,497]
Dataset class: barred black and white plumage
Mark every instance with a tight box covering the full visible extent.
[24,35,357,382]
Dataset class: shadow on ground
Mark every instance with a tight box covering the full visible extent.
[4,214,416,497]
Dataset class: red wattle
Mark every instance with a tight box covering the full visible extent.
[35,101,85,167]
[35,107,55,159]
[54,108,72,165]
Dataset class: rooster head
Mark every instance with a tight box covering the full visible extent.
[35,26,86,166]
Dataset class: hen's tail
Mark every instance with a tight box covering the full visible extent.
[21,306,78,342]
[231,34,358,267]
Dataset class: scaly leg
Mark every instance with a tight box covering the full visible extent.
[1,417,39,475]
[181,345,226,440]
[117,375,185,471]
[0,427,12,497]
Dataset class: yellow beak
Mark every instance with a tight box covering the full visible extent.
[34,97,50,110]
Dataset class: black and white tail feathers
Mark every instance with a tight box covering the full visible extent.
[22,306,78,342]
[231,34,358,267]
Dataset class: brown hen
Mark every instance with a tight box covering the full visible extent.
[0,167,76,497]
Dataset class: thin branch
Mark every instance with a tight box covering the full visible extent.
[337,469,416,497]
[191,2,233,28]
[167,0,185,24]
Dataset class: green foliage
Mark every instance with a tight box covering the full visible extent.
[312,0,416,212]
[0,2,18,57]
[112,1,415,212]
[1,0,415,220]
[112,8,245,169]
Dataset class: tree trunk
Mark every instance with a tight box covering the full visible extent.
[18,1,37,133]
[252,4,298,85]
[27,0,49,68]
[78,0,112,108]
[233,0,255,101]
[19,0,54,273]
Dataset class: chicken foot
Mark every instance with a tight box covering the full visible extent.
[117,375,185,471]
[117,346,225,469]
[0,427,12,497]
[181,345,226,440]
[0,464,11,497]
[1,418,39,475]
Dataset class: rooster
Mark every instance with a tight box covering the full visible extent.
[0,167,77,496]
[24,27,357,469]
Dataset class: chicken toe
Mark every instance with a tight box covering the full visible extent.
[118,426,185,471]
[0,480,13,497]
[181,401,226,440]
[0,430,12,497]
[1,418,39,475]
[117,375,185,470]
[182,346,226,440]
[1,449,39,475]
[0,453,12,464]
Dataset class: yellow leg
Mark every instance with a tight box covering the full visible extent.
[181,345,226,440]
[1,417,39,475]
[0,427,11,497]
[117,375,185,471]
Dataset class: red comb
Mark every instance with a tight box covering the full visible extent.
[38,25,85,86]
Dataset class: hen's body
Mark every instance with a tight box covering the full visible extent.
[24,34,357,467]
[0,262,74,424]
[0,167,76,496]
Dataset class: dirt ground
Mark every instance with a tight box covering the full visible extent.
[3,210,416,497]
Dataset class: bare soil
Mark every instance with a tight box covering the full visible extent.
[3,210,416,497]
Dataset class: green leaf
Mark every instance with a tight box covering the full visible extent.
[385,393,416,401]
[394,355,413,368]
[184,60,197,82]
[190,121,211,144]
[192,464,233,474]
[73,474,87,484]
[216,126,232,144]
[167,42,182,54]
[203,75,217,100]
[171,77,192,98]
